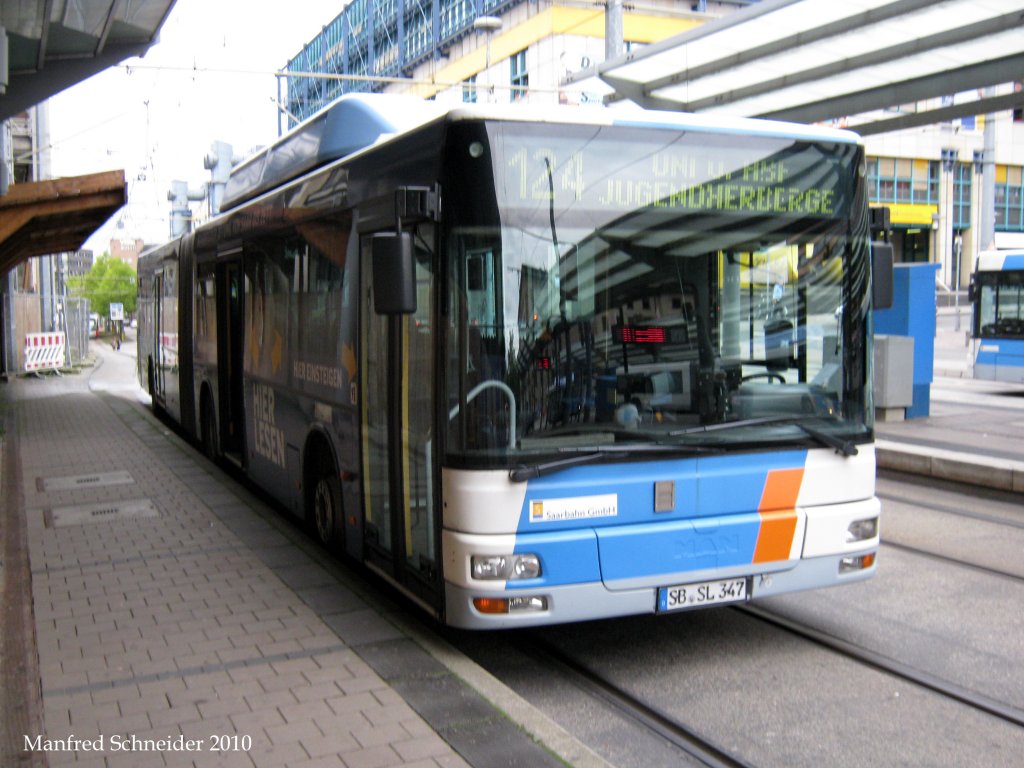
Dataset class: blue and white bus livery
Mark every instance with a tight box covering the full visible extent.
[138,95,885,629]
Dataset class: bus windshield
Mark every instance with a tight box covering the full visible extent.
[445,120,872,465]
[975,268,1024,338]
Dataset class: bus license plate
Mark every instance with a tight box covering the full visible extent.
[658,577,748,612]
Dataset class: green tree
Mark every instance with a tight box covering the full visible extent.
[71,254,137,320]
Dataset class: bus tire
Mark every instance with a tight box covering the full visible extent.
[308,451,343,549]
[147,358,164,418]
[200,392,219,461]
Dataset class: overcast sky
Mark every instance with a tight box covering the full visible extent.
[48,0,343,252]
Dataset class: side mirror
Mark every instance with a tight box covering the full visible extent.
[372,232,416,315]
[871,241,894,311]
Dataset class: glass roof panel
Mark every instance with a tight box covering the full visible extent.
[685,27,1024,119]
[608,0,899,86]
[605,0,1024,127]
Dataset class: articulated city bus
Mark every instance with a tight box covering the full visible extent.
[971,249,1024,382]
[138,94,889,628]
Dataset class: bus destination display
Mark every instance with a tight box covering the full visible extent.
[500,133,851,220]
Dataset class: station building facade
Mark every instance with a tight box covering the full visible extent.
[862,103,1024,287]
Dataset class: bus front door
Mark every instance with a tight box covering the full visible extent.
[217,260,244,462]
[359,231,438,610]
[152,272,165,400]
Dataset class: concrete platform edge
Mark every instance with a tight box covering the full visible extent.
[393,612,615,768]
[876,439,1024,493]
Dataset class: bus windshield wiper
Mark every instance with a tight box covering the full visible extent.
[793,421,858,457]
[670,416,859,457]
[508,441,721,482]
[509,451,627,482]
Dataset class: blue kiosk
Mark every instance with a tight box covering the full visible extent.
[873,262,939,419]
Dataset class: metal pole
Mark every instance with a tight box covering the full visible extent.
[979,100,996,252]
[276,74,283,137]
[605,0,623,61]
[0,119,9,196]
[473,16,502,103]
[954,235,962,331]
[940,148,958,292]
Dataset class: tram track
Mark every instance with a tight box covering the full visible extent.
[521,633,757,768]
[877,489,1024,530]
[881,538,1024,583]
[876,485,1024,581]
[737,604,1024,730]
[502,590,1024,768]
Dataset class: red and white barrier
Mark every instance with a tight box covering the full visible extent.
[24,332,66,373]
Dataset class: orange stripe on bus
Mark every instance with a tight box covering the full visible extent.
[759,468,804,511]
[753,468,804,563]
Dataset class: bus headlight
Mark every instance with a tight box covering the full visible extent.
[471,554,541,580]
[846,517,878,543]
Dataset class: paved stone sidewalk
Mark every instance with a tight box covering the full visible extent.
[0,370,569,768]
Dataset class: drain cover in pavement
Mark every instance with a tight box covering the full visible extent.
[47,499,159,528]
[38,470,135,492]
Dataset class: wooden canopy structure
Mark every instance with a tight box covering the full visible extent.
[0,170,126,275]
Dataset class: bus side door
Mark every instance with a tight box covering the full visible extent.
[152,270,165,400]
[359,226,439,610]
[217,258,245,460]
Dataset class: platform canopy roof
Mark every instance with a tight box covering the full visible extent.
[1,0,176,121]
[572,0,1024,135]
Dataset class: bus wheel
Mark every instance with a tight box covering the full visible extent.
[147,359,164,418]
[200,395,218,461]
[311,468,342,549]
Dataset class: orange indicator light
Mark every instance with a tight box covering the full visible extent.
[473,597,509,614]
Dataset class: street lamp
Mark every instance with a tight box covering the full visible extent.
[473,15,502,101]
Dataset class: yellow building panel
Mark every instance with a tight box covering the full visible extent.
[624,15,701,43]
[551,7,607,37]
[549,7,700,42]
[886,203,937,226]
[996,164,1007,184]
